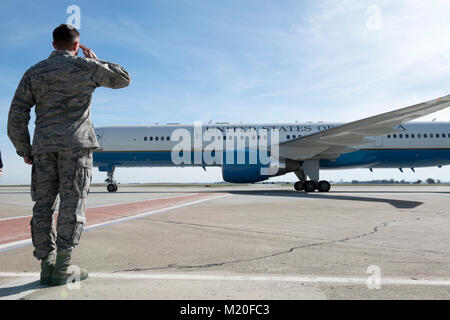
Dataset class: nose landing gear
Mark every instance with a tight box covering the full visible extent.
[105,167,118,192]
[106,182,118,192]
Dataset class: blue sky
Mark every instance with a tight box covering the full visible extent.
[1,0,450,185]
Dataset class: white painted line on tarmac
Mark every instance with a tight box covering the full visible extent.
[87,193,193,209]
[90,273,450,286]
[1,272,450,287]
[0,193,188,222]
[0,239,32,252]
[85,194,230,231]
[0,194,230,253]
[0,215,32,222]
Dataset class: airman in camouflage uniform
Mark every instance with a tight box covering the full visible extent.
[7,24,130,286]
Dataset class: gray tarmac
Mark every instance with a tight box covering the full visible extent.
[0,184,449,300]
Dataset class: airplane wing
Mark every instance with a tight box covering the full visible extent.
[279,94,450,160]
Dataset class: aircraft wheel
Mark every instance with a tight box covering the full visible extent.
[304,180,316,193]
[107,183,117,192]
[294,181,304,191]
[317,180,331,192]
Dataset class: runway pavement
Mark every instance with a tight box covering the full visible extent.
[0,184,449,300]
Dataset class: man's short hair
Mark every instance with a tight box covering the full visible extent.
[53,24,80,48]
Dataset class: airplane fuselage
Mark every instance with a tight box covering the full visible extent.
[93,121,450,171]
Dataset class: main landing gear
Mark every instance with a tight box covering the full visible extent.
[105,167,118,192]
[294,180,331,192]
[293,161,331,192]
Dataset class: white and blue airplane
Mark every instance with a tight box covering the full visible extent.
[93,95,450,192]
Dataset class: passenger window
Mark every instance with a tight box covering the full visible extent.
[149,137,153,141]
[287,135,291,139]
[424,134,427,138]
[393,134,397,138]
[167,136,170,141]
[411,134,415,138]
[430,134,434,138]
[293,135,296,138]
[436,134,440,138]
[387,135,391,138]
[161,137,164,141]
[144,137,147,141]
[399,134,403,138]
[405,134,409,138]
[155,136,159,141]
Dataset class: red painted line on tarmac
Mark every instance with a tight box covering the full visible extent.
[0,193,224,246]
[0,218,30,245]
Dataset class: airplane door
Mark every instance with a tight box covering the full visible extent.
[374,136,383,147]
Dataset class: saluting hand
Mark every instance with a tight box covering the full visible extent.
[80,44,98,60]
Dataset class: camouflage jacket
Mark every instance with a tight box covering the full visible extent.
[8,50,131,157]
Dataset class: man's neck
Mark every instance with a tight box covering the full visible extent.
[55,49,75,56]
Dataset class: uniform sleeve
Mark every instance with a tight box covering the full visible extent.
[7,72,35,158]
[91,59,131,89]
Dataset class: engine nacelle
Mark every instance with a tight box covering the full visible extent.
[221,150,298,183]
[222,164,272,183]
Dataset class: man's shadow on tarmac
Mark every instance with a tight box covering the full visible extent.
[0,279,44,299]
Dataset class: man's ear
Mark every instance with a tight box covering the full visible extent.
[73,40,80,55]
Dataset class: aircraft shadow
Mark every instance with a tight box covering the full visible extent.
[90,189,424,208]
[323,190,450,194]
[0,279,43,298]
[225,190,423,209]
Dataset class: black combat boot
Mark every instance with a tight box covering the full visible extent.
[50,249,88,286]
[40,250,56,285]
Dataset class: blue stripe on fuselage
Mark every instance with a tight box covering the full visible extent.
[94,151,205,169]
[93,148,450,170]
[319,149,450,168]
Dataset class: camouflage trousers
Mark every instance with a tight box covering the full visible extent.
[30,148,93,260]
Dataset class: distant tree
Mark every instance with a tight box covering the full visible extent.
[426,178,436,184]
[414,179,422,184]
